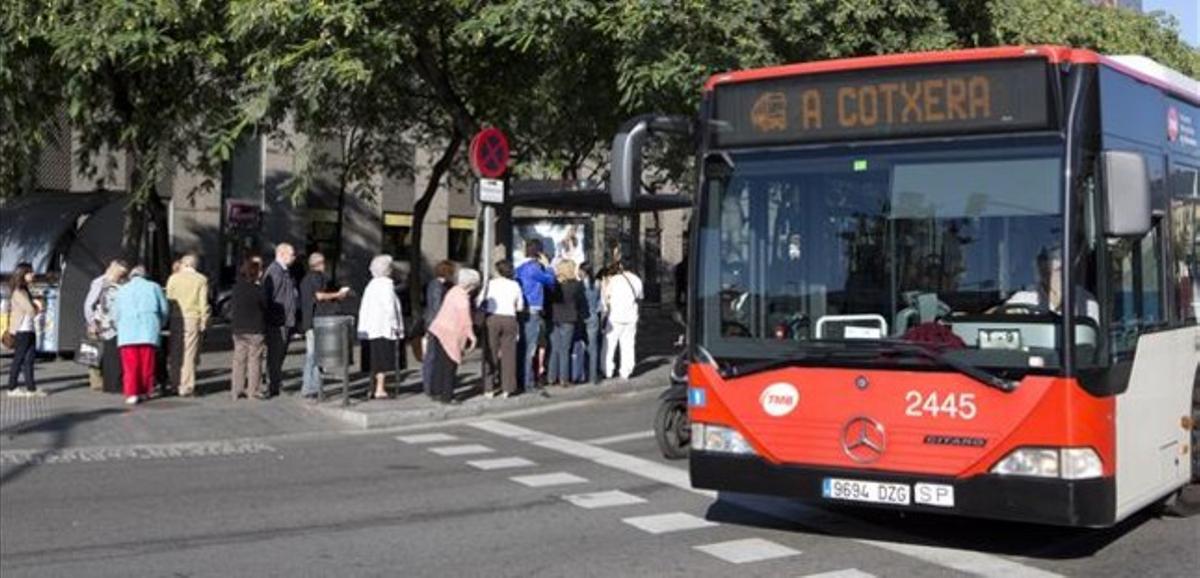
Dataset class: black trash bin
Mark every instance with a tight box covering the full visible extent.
[313,315,355,404]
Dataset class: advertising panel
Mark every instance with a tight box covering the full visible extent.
[511,218,592,269]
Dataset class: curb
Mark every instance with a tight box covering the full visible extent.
[308,370,667,429]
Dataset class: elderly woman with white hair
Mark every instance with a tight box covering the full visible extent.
[425,268,480,404]
[357,254,404,400]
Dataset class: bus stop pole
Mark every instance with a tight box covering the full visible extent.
[478,190,496,394]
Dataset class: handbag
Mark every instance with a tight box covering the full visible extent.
[620,273,643,303]
[1,331,13,350]
[75,338,103,368]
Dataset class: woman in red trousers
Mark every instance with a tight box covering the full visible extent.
[112,266,168,405]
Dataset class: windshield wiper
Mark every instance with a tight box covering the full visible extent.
[717,340,1015,393]
[721,345,876,378]
[860,340,1017,393]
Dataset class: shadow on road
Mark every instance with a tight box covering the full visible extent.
[0,407,125,486]
[704,492,1165,561]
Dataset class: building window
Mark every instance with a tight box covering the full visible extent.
[448,217,475,263]
[307,208,340,270]
[383,212,413,262]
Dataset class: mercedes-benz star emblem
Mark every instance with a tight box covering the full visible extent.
[841,416,887,463]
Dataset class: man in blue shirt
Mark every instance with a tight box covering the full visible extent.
[515,239,556,395]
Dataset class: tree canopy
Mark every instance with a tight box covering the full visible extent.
[4,0,1193,284]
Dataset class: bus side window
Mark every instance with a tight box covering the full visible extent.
[1170,166,1199,324]
[1107,225,1164,357]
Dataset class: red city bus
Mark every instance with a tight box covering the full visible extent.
[610,46,1200,527]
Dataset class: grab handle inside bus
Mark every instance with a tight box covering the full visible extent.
[1100,150,1152,238]
[610,114,692,208]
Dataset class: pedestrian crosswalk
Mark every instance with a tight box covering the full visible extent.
[427,444,494,456]
[403,426,825,572]
[396,432,459,444]
[396,419,1066,576]
[510,471,588,488]
[622,512,718,534]
[693,538,801,564]
[799,570,877,578]
[465,456,536,470]
[561,490,646,509]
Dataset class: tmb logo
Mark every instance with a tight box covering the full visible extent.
[759,382,799,417]
[1168,106,1180,142]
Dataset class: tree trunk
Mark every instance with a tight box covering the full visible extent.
[120,145,171,281]
[408,133,463,322]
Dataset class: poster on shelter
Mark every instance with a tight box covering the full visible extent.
[512,219,590,269]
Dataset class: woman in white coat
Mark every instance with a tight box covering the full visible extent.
[357,255,404,399]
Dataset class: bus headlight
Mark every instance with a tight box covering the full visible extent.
[1060,448,1104,479]
[691,423,756,456]
[990,447,1103,479]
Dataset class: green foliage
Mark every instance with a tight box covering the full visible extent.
[3,0,1197,208]
[985,0,1200,76]
[598,0,955,115]
[1,3,64,198]
[4,0,240,204]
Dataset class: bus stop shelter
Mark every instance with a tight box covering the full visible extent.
[497,179,691,270]
[475,179,691,386]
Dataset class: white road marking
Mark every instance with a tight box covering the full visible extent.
[470,420,1064,578]
[510,472,588,488]
[855,539,1061,578]
[466,457,536,470]
[621,512,718,534]
[800,570,877,578]
[471,420,708,498]
[693,538,800,564]
[428,444,494,457]
[396,433,459,444]
[562,490,647,509]
[583,430,655,445]
[0,440,276,466]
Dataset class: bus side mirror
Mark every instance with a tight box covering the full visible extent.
[1101,150,1152,238]
[610,115,692,208]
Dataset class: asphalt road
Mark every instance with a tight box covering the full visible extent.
[2,390,1197,577]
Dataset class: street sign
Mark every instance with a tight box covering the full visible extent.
[469,127,510,179]
[478,178,505,204]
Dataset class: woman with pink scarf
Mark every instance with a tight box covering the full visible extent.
[425,268,480,404]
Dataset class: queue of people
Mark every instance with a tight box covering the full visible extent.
[465,238,643,400]
[2,237,644,407]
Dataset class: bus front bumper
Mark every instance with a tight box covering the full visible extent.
[690,452,1115,527]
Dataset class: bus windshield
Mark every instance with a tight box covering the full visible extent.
[696,139,1088,373]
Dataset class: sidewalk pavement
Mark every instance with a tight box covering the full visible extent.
[1,321,676,451]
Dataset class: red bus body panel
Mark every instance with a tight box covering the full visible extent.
[689,364,1115,478]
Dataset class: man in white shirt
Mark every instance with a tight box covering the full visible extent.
[479,261,524,397]
[1004,247,1099,324]
[602,261,643,380]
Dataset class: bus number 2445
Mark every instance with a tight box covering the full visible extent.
[904,391,977,420]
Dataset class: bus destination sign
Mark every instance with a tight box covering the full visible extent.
[712,59,1052,147]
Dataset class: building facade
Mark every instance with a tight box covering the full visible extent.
[16,122,688,305]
